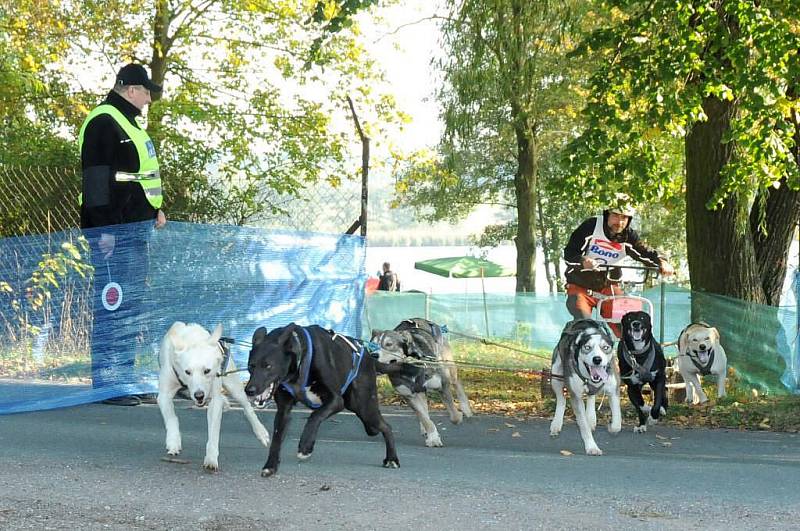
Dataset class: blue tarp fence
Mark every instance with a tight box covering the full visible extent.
[2,221,798,415]
[0,221,367,414]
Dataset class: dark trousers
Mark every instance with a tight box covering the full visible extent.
[89,226,149,389]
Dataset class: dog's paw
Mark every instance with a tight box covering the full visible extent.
[166,434,182,455]
[659,407,666,416]
[425,433,444,448]
[633,425,647,433]
[585,445,603,456]
[549,420,562,437]
[166,445,181,456]
[608,422,621,434]
[647,415,658,426]
[202,458,219,472]
[261,467,277,478]
[255,425,270,448]
[297,452,312,461]
[450,411,464,425]
[382,458,400,469]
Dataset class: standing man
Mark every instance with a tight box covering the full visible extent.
[79,63,167,405]
[563,198,674,335]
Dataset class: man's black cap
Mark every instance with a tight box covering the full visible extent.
[115,63,162,92]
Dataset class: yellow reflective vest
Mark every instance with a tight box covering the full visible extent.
[78,104,163,209]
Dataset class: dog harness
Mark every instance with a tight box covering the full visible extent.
[280,327,365,409]
[619,341,658,384]
[569,349,605,396]
[687,349,715,376]
[398,319,446,359]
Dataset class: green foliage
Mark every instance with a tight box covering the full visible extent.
[1,0,397,225]
[1,237,92,343]
[566,0,800,208]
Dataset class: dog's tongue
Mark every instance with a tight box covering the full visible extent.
[698,350,710,364]
[590,366,608,382]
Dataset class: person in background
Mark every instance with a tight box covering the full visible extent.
[563,197,674,335]
[378,261,400,292]
[78,63,167,405]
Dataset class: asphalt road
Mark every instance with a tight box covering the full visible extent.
[1,401,799,530]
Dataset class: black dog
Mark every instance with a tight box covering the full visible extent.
[245,323,400,476]
[618,311,668,433]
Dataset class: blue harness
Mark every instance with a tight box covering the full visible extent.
[280,327,365,409]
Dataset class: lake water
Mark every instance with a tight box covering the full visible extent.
[365,244,551,294]
[366,240,800,304]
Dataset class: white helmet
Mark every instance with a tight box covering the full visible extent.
[609,193,636,217]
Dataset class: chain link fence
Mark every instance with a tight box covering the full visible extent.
[0,164,362,237]
[0,165,81,238]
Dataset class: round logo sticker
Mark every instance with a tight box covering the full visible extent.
[101,282,123,311]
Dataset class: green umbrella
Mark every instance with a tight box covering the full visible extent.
[414,256,515,336]
[414,256,515,279]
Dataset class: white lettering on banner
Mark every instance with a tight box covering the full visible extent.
[589,244,620,259]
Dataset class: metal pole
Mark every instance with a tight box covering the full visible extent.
[481,267,490,337]
[795,222,799,387]
[660,275,666,344]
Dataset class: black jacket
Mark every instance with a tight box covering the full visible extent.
[563,211,661,291]
[79,91,158,229]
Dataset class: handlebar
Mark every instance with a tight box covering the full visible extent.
[595,264,659,272]
[585,262,660,285]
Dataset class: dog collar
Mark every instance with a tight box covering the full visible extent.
[281,327,320,409]
[173,366,187,388]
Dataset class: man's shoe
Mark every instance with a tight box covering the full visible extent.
[136,393,158,404]
[101,395,141,406]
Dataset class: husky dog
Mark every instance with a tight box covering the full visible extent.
[549,319,621,455]
[157,322,270,471]
[676,322,727,404]
[371,318,472,448]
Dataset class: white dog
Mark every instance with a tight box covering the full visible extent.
[676,322,727,404]
[549,319,621,456]
[157,322,270,470]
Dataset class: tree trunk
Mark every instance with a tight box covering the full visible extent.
[750,183,800,306]
[686,96,790,393]
[514,124,537,293]
[149,0,172,103]
[753,95,800,305]
[685,96,765,306]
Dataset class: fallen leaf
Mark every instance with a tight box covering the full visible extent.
[487,428,500,432]
[660,441,672,447]
[160,456,191,465]
[655,434,668,440]
[504,423,516,428]
[511,431,521,438]
[559,450,573,456]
